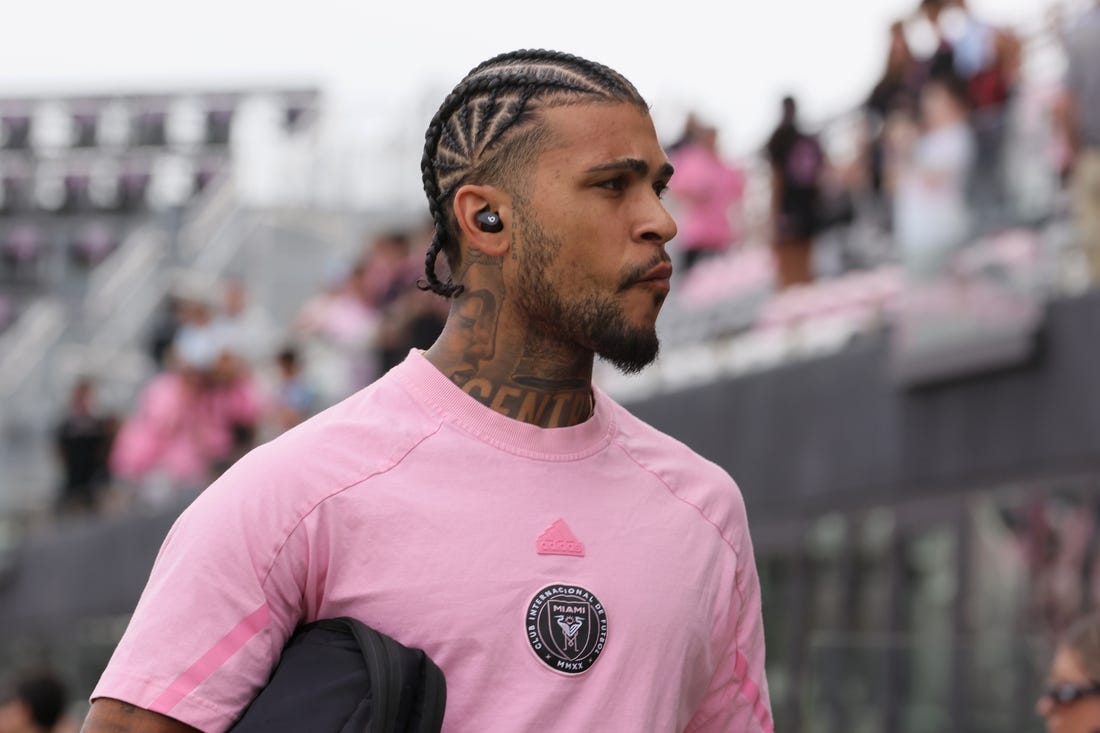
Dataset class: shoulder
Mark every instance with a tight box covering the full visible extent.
[604,398,750,554]
[181,371,443,541]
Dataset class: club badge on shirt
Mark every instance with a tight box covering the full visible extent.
[524,584,608,675]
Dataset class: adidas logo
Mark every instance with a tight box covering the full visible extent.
[536,519,585,558]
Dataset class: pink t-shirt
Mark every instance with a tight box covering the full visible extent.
[93,351,772,732]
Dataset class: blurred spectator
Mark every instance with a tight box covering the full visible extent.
[766,96,826,288]
[360,231,418,309]
[166,280,264,461]
[147,295,184,369]
[913,0,957,83]
[869,22,924,122]
[1060,0,1100,284]
[943,0,1022,231]
[376,286,449,374]
[891,75,975,281]
[0,670,69,733]
[294,258,381,404]
[381,221,449,373]
[866,22,924,217]
[210,276,279,365]
[170,286,220,371]
[207,347,262,475]
[667,115,747,273]
[1036,611,1100,732]
[267,345,318,436]
[53,378,116,516]
[109,325,259,505]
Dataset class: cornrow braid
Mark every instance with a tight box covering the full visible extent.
[418,49,648,297]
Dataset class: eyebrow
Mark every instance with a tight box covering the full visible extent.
[586,157,675,179]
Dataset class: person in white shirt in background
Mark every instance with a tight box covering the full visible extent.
[891,74,976,282]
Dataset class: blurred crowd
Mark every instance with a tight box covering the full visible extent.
[50,0,1100,521]
[54,227,447,515]
[664,0,1098,293]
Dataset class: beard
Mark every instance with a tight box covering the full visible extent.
[514,207,661,375]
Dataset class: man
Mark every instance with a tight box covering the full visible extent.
[54,377,115,515]
[1061,0,1100,283]
[83,50,772,732]
[765,95,824,288]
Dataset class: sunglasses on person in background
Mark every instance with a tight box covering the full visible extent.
[1043,681,1100,706]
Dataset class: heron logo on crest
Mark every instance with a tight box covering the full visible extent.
[524,584,608,675]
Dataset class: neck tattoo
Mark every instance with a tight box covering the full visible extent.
[459,378,593,428]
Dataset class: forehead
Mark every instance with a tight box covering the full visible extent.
[534,102,666,171]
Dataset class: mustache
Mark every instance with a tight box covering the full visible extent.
[618,253,673,291]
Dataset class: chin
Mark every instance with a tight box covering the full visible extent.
[595,329,660,375]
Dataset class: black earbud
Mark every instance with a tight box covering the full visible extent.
[475,210,504,233]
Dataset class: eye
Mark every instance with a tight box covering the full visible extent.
[596,176,626,192]
[654,181,670,199]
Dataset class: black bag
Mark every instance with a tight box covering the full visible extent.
[228,617,446,733]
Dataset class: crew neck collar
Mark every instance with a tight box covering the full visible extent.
[393,350,614,461]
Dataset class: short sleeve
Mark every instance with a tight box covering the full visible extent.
[91,448,311,732]
[684,508,774,733]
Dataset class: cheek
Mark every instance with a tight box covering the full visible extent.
[557,250,620,294]
[533,202,629,288]
[547,237,609,287]
[1075,699,1100,728]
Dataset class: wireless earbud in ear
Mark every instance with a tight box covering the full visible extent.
[475,210,504,233]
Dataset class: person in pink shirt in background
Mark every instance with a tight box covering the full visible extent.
[109,332,228,501]
[85,50,772,733]
[109,321,261,506]
[668,115,747,274]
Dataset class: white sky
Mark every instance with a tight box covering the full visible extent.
[2,0,1048,155]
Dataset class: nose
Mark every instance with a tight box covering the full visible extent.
[1036,695,1052,719]
[637,196,677,246]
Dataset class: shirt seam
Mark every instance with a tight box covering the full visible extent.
[612,439,750,622]
[612,439,742,562]
[258,419,445,588]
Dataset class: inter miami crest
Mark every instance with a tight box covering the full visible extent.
[525,584,608,675]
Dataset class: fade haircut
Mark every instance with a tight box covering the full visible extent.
[419,49,648,297]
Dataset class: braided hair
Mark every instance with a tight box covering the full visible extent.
[419,49,648,297]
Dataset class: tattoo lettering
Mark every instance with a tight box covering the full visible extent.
[460,379,591,428]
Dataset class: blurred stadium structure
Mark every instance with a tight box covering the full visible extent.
[0,5,1097,732]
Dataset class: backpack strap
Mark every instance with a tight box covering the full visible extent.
[228,617,446,733]
[325,617,447,733]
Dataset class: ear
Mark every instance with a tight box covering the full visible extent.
[453,184,510,257]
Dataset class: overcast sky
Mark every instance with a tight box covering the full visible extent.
[2,0,1049,155]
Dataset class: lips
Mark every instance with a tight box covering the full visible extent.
[637,262,673,283]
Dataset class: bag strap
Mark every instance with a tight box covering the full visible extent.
[314,617,446,733]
